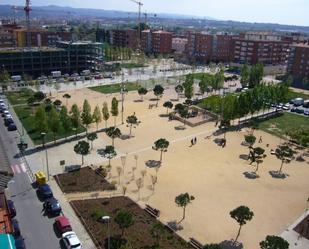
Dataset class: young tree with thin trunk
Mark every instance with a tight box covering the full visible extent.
[111,97,119,126]
[70,104,81,137]
[63,93,71,106]
[250,147,266,173]
[114,209,134,237]
[138,87,148,101]
[151,175,157,193]
[81,100,92,134]
[106,127,122,147]
[92,105,102,131]
[117,166,122,184]
[103,145,117,166]
[163,101,173,114]
[175,193,195,224]
[135,178,143,200]
[74,140,90,165]
[244,134,256,159]
[175,84,184,100]
[152,138,169,162]
[102,102,110,128]
[153,85,164,107]
[59,106,72,140]
[275,145,295,175]
[87,132,98,150]
[230,206,254,245]
[48,106,60,144]
[35,106,48,134]
[126,115,140,137]
[260,235,289,249]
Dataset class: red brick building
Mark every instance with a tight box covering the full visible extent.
[288,43,309,79]
[230,33,291,65]
[109,29,137,49]
[141,30,172,54]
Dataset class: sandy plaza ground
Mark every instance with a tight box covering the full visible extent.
[26,86,309,249]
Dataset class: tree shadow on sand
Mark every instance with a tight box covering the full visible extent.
[239,154,249,160]
[269,171,289,179]
[220,240,243,249]
[243,171,259,179]
[175,125,186,130]
[145,160,161,168]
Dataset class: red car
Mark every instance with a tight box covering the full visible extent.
[55,216,72,234]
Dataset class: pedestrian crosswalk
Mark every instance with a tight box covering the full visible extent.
[11,163,27,175]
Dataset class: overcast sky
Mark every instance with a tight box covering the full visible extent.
[2,0,309,26]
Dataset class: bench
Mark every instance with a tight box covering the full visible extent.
[144,204,160,218]
[189,237,203,249]
[65,165,81,173]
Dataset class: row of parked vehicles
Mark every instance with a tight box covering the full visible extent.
[0,99,17,131]
[35,172,82,249]
[289,98,309,116]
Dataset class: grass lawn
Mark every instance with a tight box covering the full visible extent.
[71,197,192,249]
[6,89,34,105]
[287,89,309,100]
[89,82,141,94]
[257,112,308,138]
[14,105,85,145]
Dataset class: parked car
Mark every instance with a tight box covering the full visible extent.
[44,197,62,216]
[295,108,304,114]
[8,123,17,131]
[45,198,62,215]
[304,110,309,116]
[4,117,14,126]
[12,219,21,237]
[15,236,26,249]
[62,231,82,249]
[291,107,297,112]
[38,184,53,199]
[303,100,309,108]
[292,98,304,106]
[55,216,72,234]
[7,200,16,218]
[282,104,291,110]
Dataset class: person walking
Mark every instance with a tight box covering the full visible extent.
[194,137,197,144]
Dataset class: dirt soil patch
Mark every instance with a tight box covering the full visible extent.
[71,197,193,249]
[55,166,115,193]
[294,214,309,240]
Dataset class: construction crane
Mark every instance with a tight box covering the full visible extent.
[24,0,32,47]
[129,0,143,51]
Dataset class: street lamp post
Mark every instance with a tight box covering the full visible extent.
[102,216,111,249]
[41,132,50,181]
[120,79,127,125]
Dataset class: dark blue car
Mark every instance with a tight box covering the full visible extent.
[44,197,62,216]
[38,184,53,199]
[7,200,16,218]
[15,236,26,249]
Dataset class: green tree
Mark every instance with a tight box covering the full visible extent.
[150,223,165,247]
[59,106,72,140]
[250,147,266,173]
[126,115,139,137]
[179,108,189,126]
[92,105,102,131]
[230,206,254,244]
[0,69,10,90]
[87,132,98,150]
[103,145,117,166]
[70,104,81,137]
[203,244,223,249]
[199,75,209,95]
[74,140,90,165]
[111,97,119,126]
[106,127,122,146]
[240,64,249,86]
[153,85,164,107]
[244,134,256,159]
[183,74,194,100]
[175,84,184,100]
[114,209,134,237]
[249,63,264,88]
[63,93,71,106]
[81,100,92,134]
[152,138,169,162]
[175,193,195,223]
[34,106,48,134]
[260,235,289,249]
[138,87,148,101]
[53,99,62,108]
[163,101,173,114]
[275,145,296,175]
[102,102,110,128]
[48,106,60,144]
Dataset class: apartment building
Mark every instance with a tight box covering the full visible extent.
[13,29,72,47]
[108,29,137,49]
[231,33,291,65]
[141,30,172,54]
[172,37,188,54]
[288,43,309,80]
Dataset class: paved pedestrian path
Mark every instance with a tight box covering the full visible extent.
[49,178,97,249]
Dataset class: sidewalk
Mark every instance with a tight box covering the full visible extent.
[49,178,97,249]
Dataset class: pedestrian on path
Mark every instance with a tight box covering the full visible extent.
[190,139,194,147]
[259,136,263,143]
[194,137,197,144]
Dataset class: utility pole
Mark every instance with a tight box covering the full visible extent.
[120,74,127,124]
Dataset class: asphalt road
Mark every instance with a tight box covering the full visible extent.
[0,97,61,249]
